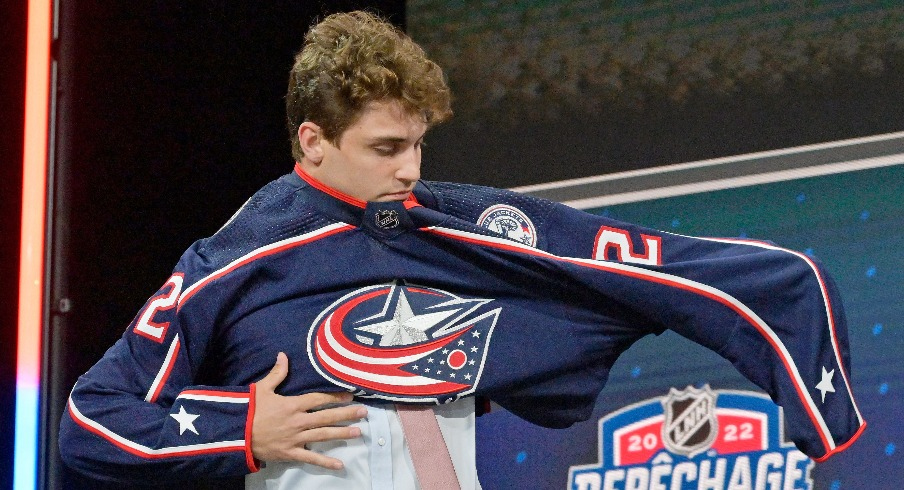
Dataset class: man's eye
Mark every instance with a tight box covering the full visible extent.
[374,146,396,155]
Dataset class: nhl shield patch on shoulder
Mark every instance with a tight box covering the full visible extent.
[477,204,537,247]
[568,386,813,490]
[307,281,499,404]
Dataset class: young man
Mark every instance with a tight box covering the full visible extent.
[60,10,865,489]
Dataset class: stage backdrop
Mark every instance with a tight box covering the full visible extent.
[475,134,904,489]
[408,1,904,187]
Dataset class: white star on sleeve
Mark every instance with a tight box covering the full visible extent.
[815,366,836,403]
[170,405,200,435]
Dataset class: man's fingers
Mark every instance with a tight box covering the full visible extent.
[286,448,346,470]
[292,405,368,430]
[251,378,366,467]
[298,425,362,445]
[279,427,363,469]
[295,391,356,411]
[256,352,289,392]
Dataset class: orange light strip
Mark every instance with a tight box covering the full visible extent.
[15,0,52,487]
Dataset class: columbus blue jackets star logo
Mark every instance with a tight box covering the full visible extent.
[307,282,500,403]
[355,288,460,346]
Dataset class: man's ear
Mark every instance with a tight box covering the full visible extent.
[298,122,324,164]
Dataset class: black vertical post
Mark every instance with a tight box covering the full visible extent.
[39,0,71,488]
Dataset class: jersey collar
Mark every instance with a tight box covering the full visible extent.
[294,163,421,210]
[293,163,423,229]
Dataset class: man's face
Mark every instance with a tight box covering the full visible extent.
[308,100,428,202]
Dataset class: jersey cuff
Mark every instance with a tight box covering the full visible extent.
[245,383,261,472]
[813,421,868,463]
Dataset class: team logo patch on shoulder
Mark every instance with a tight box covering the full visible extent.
[568,386,813,490]
[307,281,499,404]
[477,204,537,247]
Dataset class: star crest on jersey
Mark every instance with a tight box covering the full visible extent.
[307,281,500,403]
[355,288,456,346]
[815,366,835,403]
[477,204,537,247]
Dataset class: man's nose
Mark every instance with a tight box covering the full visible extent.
[395,149,421,183]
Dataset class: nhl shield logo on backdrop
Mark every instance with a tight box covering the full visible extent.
[477,204,538,247]
[662,385,718,457]
[307,281,500,404]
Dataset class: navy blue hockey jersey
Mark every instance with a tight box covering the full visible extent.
[59,165,865,481]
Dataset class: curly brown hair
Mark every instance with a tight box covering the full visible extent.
[286,11,453,161]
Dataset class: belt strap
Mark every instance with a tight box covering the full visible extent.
[396,404,462,490]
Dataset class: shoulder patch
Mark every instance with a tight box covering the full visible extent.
[476,204,538,247]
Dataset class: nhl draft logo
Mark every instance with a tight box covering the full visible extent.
[568,386,813,490]
[661,386,718,458]
[307,281,500,403]
[477,204,537,247]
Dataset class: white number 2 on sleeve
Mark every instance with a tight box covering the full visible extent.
[133,274,184,342]
[593,226,662,265]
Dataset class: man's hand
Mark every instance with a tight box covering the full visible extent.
[251,352,367,469]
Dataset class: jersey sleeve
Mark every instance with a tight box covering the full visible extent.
[419,182,865,460]
[541,201,866,461]
[58,247,260,482]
